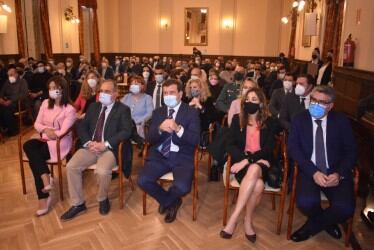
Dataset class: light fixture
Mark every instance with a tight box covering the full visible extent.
[0,15,7,33]
[160,18,168,29]
[292,1,299,8]
[298,0,306,11]
[200,9,207,14]
[281,16,289,24]
[64,6,80,24]
[0,1,11,13]
[222,18,234,29]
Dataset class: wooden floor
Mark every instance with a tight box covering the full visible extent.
[0,133,372,250]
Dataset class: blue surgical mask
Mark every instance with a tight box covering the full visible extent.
[155,75,164,83]
[163,95,178,108]
[308,103,326,119]
[99,92,113,106]
[130,84,141,94]
[191,89,200,98]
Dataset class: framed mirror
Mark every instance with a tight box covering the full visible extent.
[184,8,208,46]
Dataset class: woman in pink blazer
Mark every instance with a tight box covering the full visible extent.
[23,76,76,216]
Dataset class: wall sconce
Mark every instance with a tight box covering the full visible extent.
[0,15,7,33]
[222,18,234,29]
[64,6,80,24]
[160,18,169,30]
[0,1,11,13]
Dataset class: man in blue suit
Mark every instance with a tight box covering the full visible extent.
[288,85,357,242]
[138,79,200,223]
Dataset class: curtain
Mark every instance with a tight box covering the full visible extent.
[92,7,101,65]
[39,0,53,59]
[78,5,84,55]
[321,0,345,65]
[14,0,26,58]
[288,9,298,59]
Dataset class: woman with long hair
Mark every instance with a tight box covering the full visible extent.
[74,70,100,118]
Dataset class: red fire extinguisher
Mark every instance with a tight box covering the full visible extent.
[343,34,356,67]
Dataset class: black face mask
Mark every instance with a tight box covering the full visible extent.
[244,102,260,114]
[312,55,317,60]
[234,72,244,81]
[180,75,188,84]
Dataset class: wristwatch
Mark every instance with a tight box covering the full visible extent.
[176,125,182,133]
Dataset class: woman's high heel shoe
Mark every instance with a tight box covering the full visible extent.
[245,233,257,243]
[42,175,54,193]
[35,195,52,217]
[220,230,233,239]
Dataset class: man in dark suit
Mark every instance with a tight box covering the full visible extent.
[288,85,357,242]
[146,64,165,109]
[279,74,315,130]
[138,79,200,223]
[99,58,115,80]
[61,80,132,221]
[269,73,295,118]
[112,56,125,76]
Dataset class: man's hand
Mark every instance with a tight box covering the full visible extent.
[326,173,340,187]
[231,159,249,173]
[159,119,175,133]
[257,159,270,168]
[88,141,107,153]
[44,128,57,140]
[313,171,329,187]
[189,98,202,109]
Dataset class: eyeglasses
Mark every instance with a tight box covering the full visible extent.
[310,96,332,105]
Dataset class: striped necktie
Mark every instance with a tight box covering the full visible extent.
[160,109,175,158]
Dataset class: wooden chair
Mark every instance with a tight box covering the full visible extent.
[18,124,75,201]
[141,143,200,221]
[286,163,360,247]
[14,98,33,131]
[222,132,289,234]
[86,141,135,209]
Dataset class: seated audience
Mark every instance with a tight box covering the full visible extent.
[99,58,114,80]
[0,66,29,136]
[121,75,153,138]
[23,76,76,216]
[269,72,295,118]
[219,60,235,84]
[208,69,224,102]
[61,80,132,220]
[137,79,200,223]
[228,78,258,126]
[220,87,277,243]
[316,53,333,86]
[112,56,125,76]
[74,70,100,118]
[142,65,154,87]
[288,85,357,242]
[146,65,165,109]
[268,66,286,97]
[65,57,78,80]
[279,74,315,130]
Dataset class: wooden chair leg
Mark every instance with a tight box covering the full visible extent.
[287,166,298,240]
[50,165,54,177]
[57,163,64,201]
[142,191,147,215]
[119,169,124,209]
[223,186,229,226]
[192,178,197,221]
[207,154,212,181]
[345,217,353,247]
[128,176,135,191]
[20,160,26,194]
[276,177,288,235]
[271,194,276,210]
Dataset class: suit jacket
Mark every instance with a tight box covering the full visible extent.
[269,88,292,117]
[77,101,132,165]
[226,114,277,165]
[147,102,200,162]
[146,81,164,107]
[279,93,305,130]
[318,62,332,85]
[98,66,115,80]
[288,110,357,180]
[112,63,125,75]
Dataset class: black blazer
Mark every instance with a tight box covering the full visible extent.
[147,102,200,162]
[77,101,132,163]
[318,62,332,85]
[146,81,164,107]
[269,88,292,117]
[226,114,277,165]
[279,93,306,130]
[98,66,115,80]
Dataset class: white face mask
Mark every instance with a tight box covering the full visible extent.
[190,75,199,80]
[142,71,150,79]
[49,89,62,99]
[295,84,306,96]
[130,84,141,94]
[37,67,45,73]
[101,63,107,68]
[66,62,72,67]
[57,69,65,75]
[9,76,16,83]
[155,75,164,83]
[99,92,113,106]
[283,80,293,90]
[163,95,178,108]
[87,79,97,88]
[278,73,285,80]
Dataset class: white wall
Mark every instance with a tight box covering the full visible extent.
[0,0,18,55]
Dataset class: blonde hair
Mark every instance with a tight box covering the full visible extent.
[185,78,211,102]
[81,70,100,100]
[239,78,258,98]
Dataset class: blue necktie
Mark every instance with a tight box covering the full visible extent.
[160,109,175,158]
[315,119,328,174]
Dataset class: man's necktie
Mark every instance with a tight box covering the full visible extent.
[155,84,162,109]
[160,109,175,158]
[315,119,328,174]
[93,106,107,142]
[300,97,306,109]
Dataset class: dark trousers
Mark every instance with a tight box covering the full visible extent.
[137,152,194,208]
[23,139,51,200]
[296,172,355,235]
[0,104,17,134]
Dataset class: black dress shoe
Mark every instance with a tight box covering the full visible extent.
[219,230,232,239]
[325,224,342,239]
[164,198,182,223]
[99,198,110,215]
[245,234,256,243]
[60,203,87,221]
[291,224,311,242]
[159,204,167,215]
[111,172,119,180]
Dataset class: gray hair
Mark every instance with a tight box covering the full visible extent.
[311,85,336,103]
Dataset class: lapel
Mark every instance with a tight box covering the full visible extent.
[326,113,333,164]
[92,103,102,128]
[175,102,186,125]
[304,112,314,157]
[103,102,118,133]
